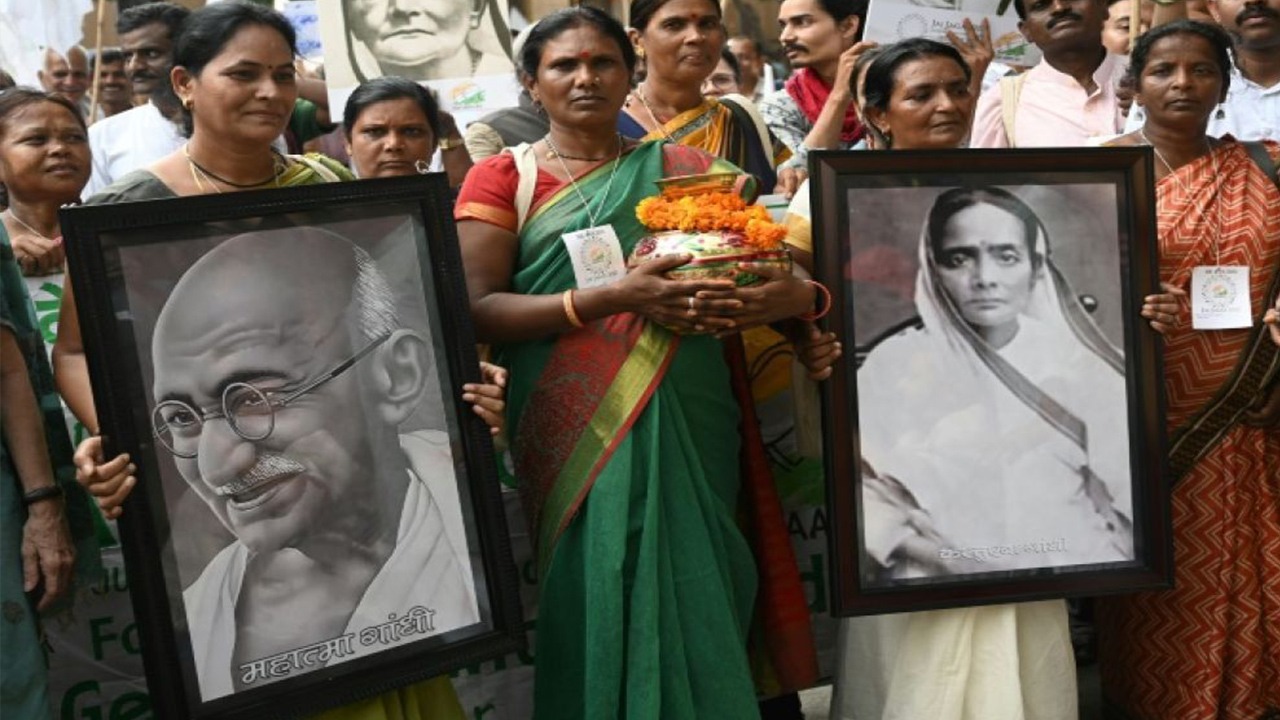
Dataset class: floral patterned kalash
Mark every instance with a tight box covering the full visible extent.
[631,172,791,287]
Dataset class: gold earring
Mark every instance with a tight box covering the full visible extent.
[182,97,192,110]
[635,46,646,59]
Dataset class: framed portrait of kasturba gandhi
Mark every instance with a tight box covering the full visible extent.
[810,148,1174,616]
[60,175,523,718]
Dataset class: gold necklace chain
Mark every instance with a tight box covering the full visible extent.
[5,209,57,240]
[187,155,223,194]
[631,86,674,141]
[543,133,622,228]
[1138,128,1208,194]
[1140,128,1224,263]
[1207,146,1225,265]
[182,144,282,190]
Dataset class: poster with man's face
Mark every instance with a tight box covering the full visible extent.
[110,205,483,702]
[315,0,520,126]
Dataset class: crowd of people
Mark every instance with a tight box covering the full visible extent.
[1,0,1277,718]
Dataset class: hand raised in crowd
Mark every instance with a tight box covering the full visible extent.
[947,18,995,90]
[775,166,807,200]
[1141,281,1188,335]
[74,436,136,520]
[834,41,880,105]
[10,231,65,276]
[613,254,742,335]
[1116,74,1137,118]
[438,110,462,142]
[694,262,815,336]
[464,361,508,435]
[23,497,75,611]
[793,322,842,380]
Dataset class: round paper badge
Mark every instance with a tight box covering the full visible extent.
[1200,275,1238,310]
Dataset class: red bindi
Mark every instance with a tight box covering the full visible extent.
[579,51,591,60]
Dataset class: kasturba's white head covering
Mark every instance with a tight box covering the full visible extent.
[857,186,1133,577]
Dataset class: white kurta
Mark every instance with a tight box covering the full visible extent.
[85,101,183,198]
[829,191,1129,720]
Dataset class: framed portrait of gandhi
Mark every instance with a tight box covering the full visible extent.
[809,148,1174,615]
[60,175,523,718]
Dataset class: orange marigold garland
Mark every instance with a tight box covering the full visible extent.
[636,192,787,249]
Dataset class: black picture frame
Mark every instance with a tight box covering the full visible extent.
[810,148,1173,616]
[60,174,523,718]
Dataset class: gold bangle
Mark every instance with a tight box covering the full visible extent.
[438,136,465,151]
[563,289,584,328]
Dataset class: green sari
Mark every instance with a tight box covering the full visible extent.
[498,141,762,719]
[1,227,103,720]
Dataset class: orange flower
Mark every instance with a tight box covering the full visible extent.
[745,218,787,248]
[635,191,786,249]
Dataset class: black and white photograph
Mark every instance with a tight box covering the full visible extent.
[60,177,522,719]
[315,0,519,123]
[811,149,1172,616]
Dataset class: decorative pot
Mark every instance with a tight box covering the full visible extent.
[628,230,792,286]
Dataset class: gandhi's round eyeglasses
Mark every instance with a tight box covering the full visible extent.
[151,333,391,458]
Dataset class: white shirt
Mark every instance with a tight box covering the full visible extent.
[84,100,294,197]
[1125,64,1280,141]
[85,100,184,198]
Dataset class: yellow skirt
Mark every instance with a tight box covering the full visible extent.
[310,675,464,720]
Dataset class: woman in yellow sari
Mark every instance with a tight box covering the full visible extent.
[620,5,823,710]
[620,0,802,196]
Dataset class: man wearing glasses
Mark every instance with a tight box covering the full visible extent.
[148,227,478,700]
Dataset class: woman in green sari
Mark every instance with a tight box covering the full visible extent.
[0,88,102,720]
[57,4,465,719]
[456,7,818,719]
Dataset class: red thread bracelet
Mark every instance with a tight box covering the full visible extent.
[798,280,832,322]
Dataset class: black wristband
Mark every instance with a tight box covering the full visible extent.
[23,484,64,506]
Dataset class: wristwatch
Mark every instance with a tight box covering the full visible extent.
[438,136,465,151]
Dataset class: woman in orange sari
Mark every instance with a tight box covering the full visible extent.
[1098,20,1280,720]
